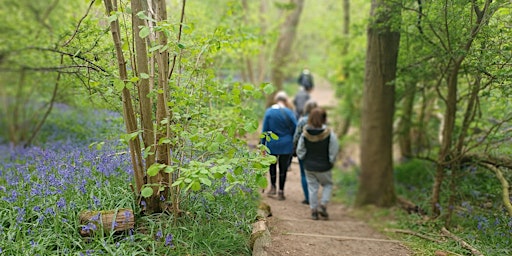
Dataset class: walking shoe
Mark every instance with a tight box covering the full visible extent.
[266,186,276,196]
[301,200,309,205]
[318,205,329,220]
[277,191,285,201]
[311,210,319,220]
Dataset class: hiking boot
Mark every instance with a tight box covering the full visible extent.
[301,200,309,205]
[311,210,319,220]
[277,191,285,201]
[266,186,276,196]
[319,205,329,220]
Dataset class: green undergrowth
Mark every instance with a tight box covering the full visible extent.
[333,158,512,256]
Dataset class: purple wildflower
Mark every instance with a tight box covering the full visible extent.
[45,207,55,216]
[165,234,174,247]
[56,197,66,209]
[156,230,163,239]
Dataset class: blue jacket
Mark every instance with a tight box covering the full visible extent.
[260,104,297,155]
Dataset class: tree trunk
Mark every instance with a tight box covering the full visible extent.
[430,0,493,217]
[131,0,155,169]
[103,0,145,198]
[397,83,416,160]
[355,0,400,207]
[339,0,351,137]
[268,0,304,106]
[148,0,171,213]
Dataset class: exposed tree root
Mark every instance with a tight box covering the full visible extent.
[385,228,444,243]
[441,227,483,256]
[483,164,512,217]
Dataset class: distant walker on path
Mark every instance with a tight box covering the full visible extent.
[297,68,314,90]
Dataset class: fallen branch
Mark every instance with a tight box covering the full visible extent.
[483,163,512,217]
[385,228,444,243]
[287,232,402,243]
[441,227,483,256]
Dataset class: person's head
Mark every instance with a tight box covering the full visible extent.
[274,91,288,103]
[303,100,318,115]
[307,107,327,128]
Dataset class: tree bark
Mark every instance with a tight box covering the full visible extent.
[397,83,416,159]
[103,0,145,197]
[355,0,400,207]
[131,0,155,169]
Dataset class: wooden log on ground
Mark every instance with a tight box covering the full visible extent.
[79,208,135,237]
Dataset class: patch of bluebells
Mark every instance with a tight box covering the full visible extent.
[0,106,134,253]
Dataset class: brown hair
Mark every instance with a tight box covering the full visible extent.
[303,100,318,115]
[307,107,326,128]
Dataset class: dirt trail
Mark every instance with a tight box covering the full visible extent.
[259,78,411,256]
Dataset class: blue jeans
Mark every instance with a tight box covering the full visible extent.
[298,159,309,202]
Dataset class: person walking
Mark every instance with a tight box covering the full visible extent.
[261,91,297,201]
[296,107,339,220]
[293,85,313,119]
[293,100,318,205]
[297,68,314,90]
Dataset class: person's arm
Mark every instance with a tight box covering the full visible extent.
[297,135,307,160]
[293,119,303,146]
[328,130,340,164]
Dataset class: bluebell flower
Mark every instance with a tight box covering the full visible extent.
[56,197,66,209]
[88,213,101,225]
[165,234,174,247]
[45,207,55,216]
[156,230,163,239]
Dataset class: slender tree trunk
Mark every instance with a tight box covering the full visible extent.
[103,0,145,197]
[397,83,416,159]
[430,0,493,217]
[268,0,304,106]
[257,0,270,85]
[131,0,155,169]
[147,0,172,213]
[339,0,352,137]
[355,0,400,207]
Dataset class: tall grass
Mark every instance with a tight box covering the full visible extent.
[0,105,260,255]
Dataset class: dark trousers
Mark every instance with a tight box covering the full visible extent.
[269,154,292,191]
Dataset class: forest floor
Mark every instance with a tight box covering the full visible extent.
[254,78,412,256]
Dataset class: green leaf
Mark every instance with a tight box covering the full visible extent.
[257,175,268,188]
[140,73,150,79]
[263,83,275,94]
[164,166,174,173]
[191,181,201,191]
[147,163,164,176]
[114,79,125,92]
[234,166,243,175]
[107,14,118,23]
[199,177,212,186]
[139,27,150,38]
[141,187,153,198]
[270,133,279,140]
[178,43,186,49]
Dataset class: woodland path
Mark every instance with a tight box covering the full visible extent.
[256,78,412,256]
